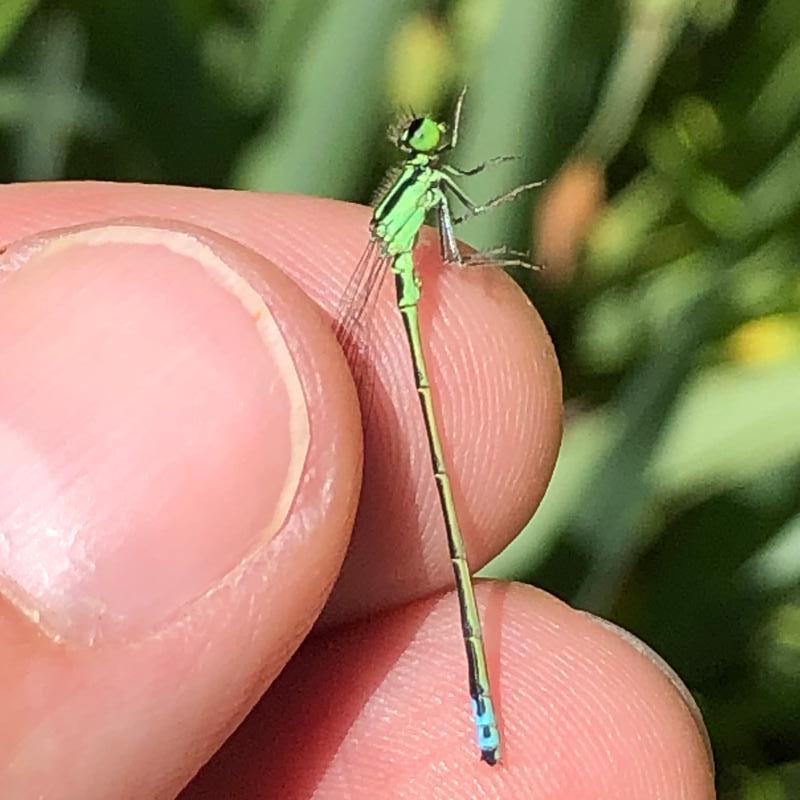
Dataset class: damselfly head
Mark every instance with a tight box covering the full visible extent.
[389,113,447,154]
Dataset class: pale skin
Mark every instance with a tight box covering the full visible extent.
[0,182,715,799]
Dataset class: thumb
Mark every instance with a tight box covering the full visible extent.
[0,220,361,798]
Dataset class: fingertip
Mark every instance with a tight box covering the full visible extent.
[497,584,715,796]
[187,583,714,799]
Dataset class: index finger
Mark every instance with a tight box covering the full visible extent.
[0,182,562,623]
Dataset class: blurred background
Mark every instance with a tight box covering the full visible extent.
[1,0,798,795]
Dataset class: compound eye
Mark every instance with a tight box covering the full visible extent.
[408,117,441,152]
[405,118,424,143]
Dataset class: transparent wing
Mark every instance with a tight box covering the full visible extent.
[437,198,462,265]
[334,237,393,426]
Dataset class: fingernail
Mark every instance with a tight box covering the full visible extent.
[0,223,309,645]
[583,613,715,770]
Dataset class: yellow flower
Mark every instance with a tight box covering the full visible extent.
[728,314,800,364]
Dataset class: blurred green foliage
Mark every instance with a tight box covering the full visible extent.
[1,0,798,795]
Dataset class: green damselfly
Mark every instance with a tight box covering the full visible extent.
[337,88,542,764]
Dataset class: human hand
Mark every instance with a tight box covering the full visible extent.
[0,182,714,799]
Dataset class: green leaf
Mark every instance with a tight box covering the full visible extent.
[452,0,594,250]
[744,512,800,593]
[654,356,800,496]
[234,0,422,199]
[0,0,38,56]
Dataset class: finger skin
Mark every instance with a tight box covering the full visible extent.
[183,583,715,800]
[0,181,563,623]
[0,220,362,798]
